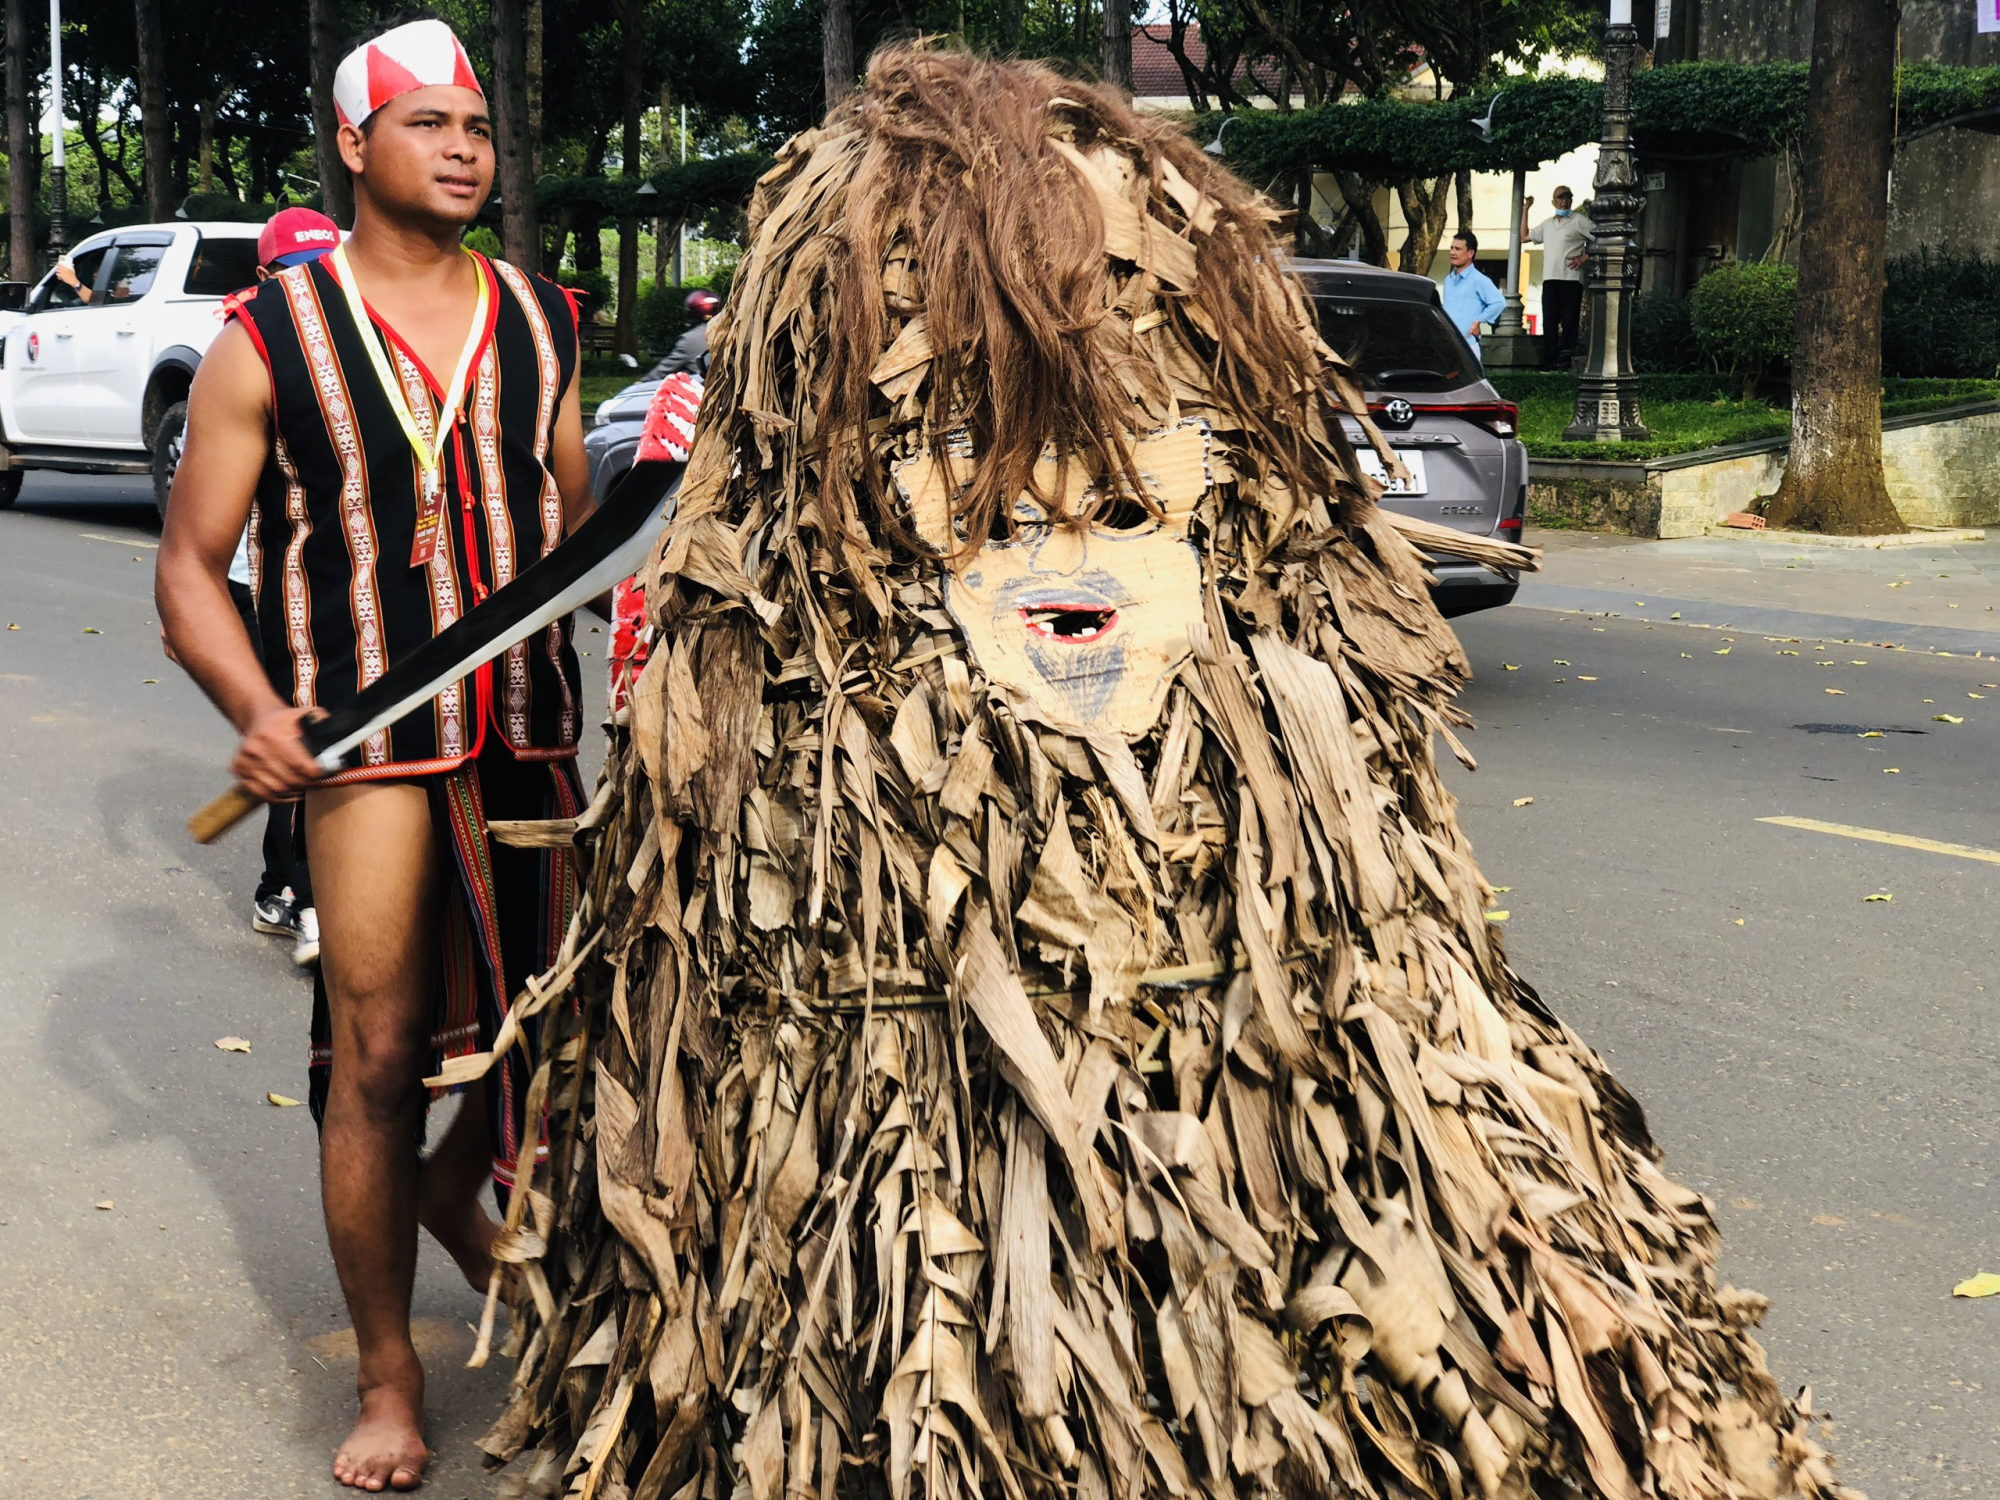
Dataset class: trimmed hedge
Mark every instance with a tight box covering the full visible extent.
[1689,261,1796,394]
[537,152,774,228]
[1212,60,1997,184]
[1882,250,2000,379]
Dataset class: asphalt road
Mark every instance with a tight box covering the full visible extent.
[3,477,1997,1497]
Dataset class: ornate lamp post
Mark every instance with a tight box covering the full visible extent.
[1564,0,1649,441]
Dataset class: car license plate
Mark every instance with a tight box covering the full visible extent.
[1354,448,1428,496]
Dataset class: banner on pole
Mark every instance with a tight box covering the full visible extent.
[1981,0,2000,35]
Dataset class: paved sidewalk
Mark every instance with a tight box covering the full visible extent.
[1517,528,2000,652]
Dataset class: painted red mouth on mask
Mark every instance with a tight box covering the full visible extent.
[1020,605,1118,643]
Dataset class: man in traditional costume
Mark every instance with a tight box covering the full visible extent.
[155,17,592,1491]
[459,47,1855,1500]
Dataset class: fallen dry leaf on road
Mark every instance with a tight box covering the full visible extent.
[1578,675,1598,681]
[1671,611,1682,618]
[1553,658,1570,665]
[1864,893,1892,903]
[214,1037,251,1053]
[1734,919,1746,926]
[1485,909,1510,922]
[82,627,100,635]
[1888,580,1910,588]
[95,1201,113,1211]
[1858,731,1883,738]
[1885,768,1900,774]
[1934,714,1965,724]
[141,678,157,685]
[1849,660,1867,666]
[1512,796,1534,807]
[1971,693,1986,700]
[1954,1273,2000,1298]
[1503,663,1519,671]
[1780,650,1799,656]
[1825,688,1845,695]
[267,1092,302,1107]
[1715,647,1731,655]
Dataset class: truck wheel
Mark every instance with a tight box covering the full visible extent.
[152,400,188,522]
[0,470,20,510]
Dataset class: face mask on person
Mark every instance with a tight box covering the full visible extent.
[1555,207,1572,218]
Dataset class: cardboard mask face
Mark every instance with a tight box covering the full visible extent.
[894,420,1211,738]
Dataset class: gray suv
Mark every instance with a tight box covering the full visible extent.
[583,375,658,499]
[1294,259,1527,617]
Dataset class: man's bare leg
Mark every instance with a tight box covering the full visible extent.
[310,780,449,1493]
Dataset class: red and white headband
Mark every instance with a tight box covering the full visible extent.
[333,19,484,130]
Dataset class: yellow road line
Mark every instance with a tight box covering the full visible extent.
[1757,815,2000,866]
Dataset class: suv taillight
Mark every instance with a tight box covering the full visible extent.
[1453,401,1518,439]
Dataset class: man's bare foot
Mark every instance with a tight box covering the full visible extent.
[333,1375,430,1491]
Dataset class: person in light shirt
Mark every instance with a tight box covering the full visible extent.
[1522,185,1592,370]
[1438,231,1505,355]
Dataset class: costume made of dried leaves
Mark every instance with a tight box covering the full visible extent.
[465,47,1856,1500]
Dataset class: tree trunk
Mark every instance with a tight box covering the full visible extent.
[526,0,544,181]
[1333,172,1388,266]
[214,110,238,197]
[492,0,540,267]
[1455,167,1473,234]
[134,0,171,221]
[196,96,215,195]
[614,0,645,356]
[308,0,350,224]
[1100,0,1131,92]
[997,0,1021,52]
[5,0,31,277]
[1394,175,1453,276]
[655,84,671,288]
[1761,0,1903,534]
[822,0,854,116]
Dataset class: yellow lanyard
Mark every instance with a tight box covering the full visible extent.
[327,245,491,503]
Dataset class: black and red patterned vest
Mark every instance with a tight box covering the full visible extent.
[234,252,582,782]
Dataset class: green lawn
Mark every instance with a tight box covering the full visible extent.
[1489,373,2000,462]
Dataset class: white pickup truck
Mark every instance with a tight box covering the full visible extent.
[0,221,263,516]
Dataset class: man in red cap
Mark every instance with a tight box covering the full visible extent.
[258,205,343,271]
[156,16,594,1491]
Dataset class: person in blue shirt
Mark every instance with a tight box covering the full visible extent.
[1439,231,1505,355]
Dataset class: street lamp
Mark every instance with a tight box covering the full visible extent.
[46,0,67,259]
[1202,115,1239,157]
[1470,92,1540,369]
[1564,0,1649,440]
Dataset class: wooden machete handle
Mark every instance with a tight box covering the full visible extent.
[189,783,262,844]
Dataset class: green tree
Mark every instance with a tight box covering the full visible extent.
[1762,0,1905,535]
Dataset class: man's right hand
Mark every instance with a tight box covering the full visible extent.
[231,704,327,802]
[1523,195,1534,210]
